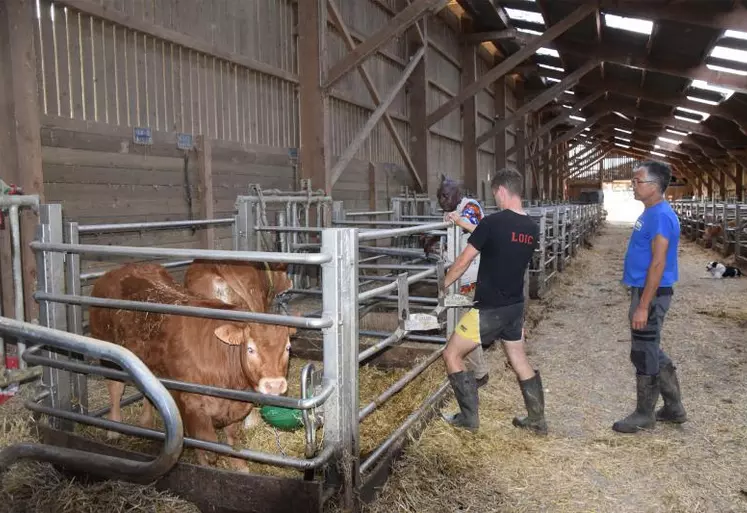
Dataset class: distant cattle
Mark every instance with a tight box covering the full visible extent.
[89,263,292,471]
[184,260,296,429]
[704,219,737,245]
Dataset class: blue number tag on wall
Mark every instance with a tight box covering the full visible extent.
[133,127,153,145]
[177,133,193,150]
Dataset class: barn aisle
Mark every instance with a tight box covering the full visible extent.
[364,222,747,513]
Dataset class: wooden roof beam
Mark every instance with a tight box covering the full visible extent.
[426,3,596,127]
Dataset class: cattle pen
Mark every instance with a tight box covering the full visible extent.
[2,0,747,512]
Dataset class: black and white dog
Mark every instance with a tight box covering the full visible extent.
[706,261,743,279]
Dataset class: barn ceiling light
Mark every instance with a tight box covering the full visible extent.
[564,90,575,95]
[674,115,699,123]
[690,79,734,100]
[687,95,719,106]
[615,143,631,149]
[517,27,543,36]
[657,136,682,145]
[583,127,591,132]
[538,63,564,72]
[615,137,630,142]
[666,128,689,137]
[615,128,632,134]
[675,106,710,122]
[724,29,747,40]
[706,63,747,76]
[505,8,545,25]
[650,150,666,157]
[603,13,654,36]
[569,115,586,121]
[536,47,560,58]
[545,77,561,83]
[710,45,747,64]
[562,104,573,109]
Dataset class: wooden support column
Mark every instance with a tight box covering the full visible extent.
[736,162,744,201]
[196,136,214,249]
[706,174,713,198]
[461,19,477,195]
[494,75,507,172]
[408,21,430,194]
[543,133,552,200]
[517,115,529,200]
[1,0,44,322]
[720,169,727,200]
[298,0,330,193]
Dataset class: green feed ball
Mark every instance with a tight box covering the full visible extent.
[259,405,304,431]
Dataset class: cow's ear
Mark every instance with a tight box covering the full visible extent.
[214,324,245,346]
[288,326,297,337]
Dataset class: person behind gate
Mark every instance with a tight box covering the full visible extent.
[613,160,687,433]
[433,176,490,388]
[440,168,546,435]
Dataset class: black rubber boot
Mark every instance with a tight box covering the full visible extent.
[656,363,687,423]
[612,374,660,433]
[442,371,479,431]
[512,371,548,435]
[476,374,489,388]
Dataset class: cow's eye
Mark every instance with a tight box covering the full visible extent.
[246,346,256,355]
[285,343,291,352]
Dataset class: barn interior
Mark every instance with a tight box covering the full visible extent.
[1,1,746,512]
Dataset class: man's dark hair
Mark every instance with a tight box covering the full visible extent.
[490,168,524,197]
[636,160,671,193]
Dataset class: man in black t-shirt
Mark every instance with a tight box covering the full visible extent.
[441,169,547,435]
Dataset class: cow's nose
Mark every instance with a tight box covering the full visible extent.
[258,378,288,396]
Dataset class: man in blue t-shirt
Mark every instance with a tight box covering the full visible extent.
[613,161,687,434]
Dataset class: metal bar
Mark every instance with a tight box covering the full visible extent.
[89,392,144,418]
[80,260,195,282]
[23,344,335,410]
[0,317,183,481]
[358,221,450,241]
[358,328,407,362]
[237,194,333,203]
[360,379,450,475]
[321,228,360,505]
[255,226,324,233]
[359,347,444,420]
[335,220,431,226]
[24,401,335,470]
[0,195,40,208]
[358,268,435,301]
[359,329,445,343]
[30,242,331,265]
[358,245,429,258]
[77,218,234,234]
[359,264,435,270]
[344,210,394,217]
[9,206,26,368]
[34,292,332,330]
[330,45,426,187]
[64,221,87,414]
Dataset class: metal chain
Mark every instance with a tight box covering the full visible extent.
[272,427,287,457]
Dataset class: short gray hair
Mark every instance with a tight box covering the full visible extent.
[636,160,671,193]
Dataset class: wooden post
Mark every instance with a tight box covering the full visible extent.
[494,74,507,172]
[543,133,552,200]
[736,162,744,201]
[461,18,477,195]
[197,136,214,249]
[719,169,727,200]
[706,174,713,199]
[517,115,528,200]
[1,0,44,322]
[408,20,429,194]
[298,0,330,193]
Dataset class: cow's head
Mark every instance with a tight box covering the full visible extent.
[214,322,296,395]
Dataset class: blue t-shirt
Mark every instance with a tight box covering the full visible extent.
[622,201,680,288]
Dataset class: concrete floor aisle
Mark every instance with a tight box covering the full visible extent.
[364,222,747,513]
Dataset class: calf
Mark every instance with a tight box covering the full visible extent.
[89,263,291,471]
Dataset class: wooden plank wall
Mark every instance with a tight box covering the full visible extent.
[28,0,528,269]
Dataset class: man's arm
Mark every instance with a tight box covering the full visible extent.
[444,243,480,289]
[631,234,668,329]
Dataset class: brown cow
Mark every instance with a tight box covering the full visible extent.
[184,260,295,429]
[704,219,737,245]
[89,263,292,471]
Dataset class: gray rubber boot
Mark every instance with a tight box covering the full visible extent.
[442,371,479,431]
[612,374,660,433]
[656,363,687,423]
[512,371,548,435]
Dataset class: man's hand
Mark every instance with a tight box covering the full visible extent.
[631,306,649,330]
[445,211,460,224]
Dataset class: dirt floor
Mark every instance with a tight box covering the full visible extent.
[364,222,747,513]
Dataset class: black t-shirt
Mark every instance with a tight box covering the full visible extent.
[467,209,539,309]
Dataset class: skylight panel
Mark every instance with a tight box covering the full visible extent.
[706,63,747,76]
[674,115,699,124]
[538,63,564,72]
[562,104,573,109]
[690,80,734,99]
[569,115,585,122]
[615,128,632,134]
[666,128,689,137]
[517,27,543,36]
[583,127,591,132]
[545,77,561,83]
[564,90,575,95]
[615,137,630,142]
[615,143,630,149]
[505,8,545,25]
[603,13,653,36]
[675,106,710,122]
[710,45,747,64]
[536,47,559,58]
[657,136,682,145]
[650,150,666,157]
[687,95,720,106]
[724,29,747,41]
